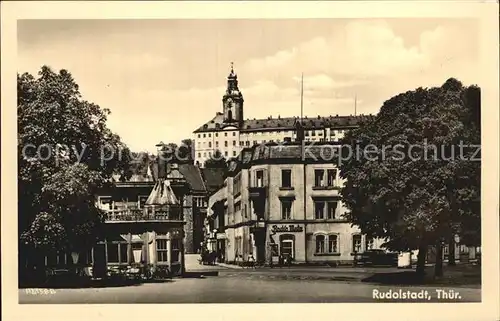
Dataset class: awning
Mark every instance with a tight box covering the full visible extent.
[131,234,143,243]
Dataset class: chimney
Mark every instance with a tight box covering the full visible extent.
[295,121,305,143]
[156,142,166,179]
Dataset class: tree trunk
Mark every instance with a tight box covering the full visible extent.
[435,241,444,278]
[416,243,428,276]
[448,240,456,266]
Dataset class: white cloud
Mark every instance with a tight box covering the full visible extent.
[18,19,479,153]
[292,74,368,91]
[241,20,477,84]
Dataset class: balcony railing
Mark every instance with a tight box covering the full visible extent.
[105,206,183,222]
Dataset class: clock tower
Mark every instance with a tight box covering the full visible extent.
[222,62,244,125]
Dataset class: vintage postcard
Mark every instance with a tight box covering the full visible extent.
[2,1,499,321]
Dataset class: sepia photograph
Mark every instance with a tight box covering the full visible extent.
[2,1,499,320]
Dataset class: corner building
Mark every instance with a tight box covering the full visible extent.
[207,142,384,265]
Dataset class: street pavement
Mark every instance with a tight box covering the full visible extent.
[19,256,480,303]
[19,274,481,303]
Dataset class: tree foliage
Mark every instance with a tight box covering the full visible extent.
[18,66,131,255]
[204,149,228,170]
[335,78,481,272]
[157,139,194,165]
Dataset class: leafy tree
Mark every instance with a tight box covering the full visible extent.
[204,149,228,170]
[156,139,194,165]
[180,139,194,163]
[336,78,480,277]
[128,151,155,177]
[18,66,131,275]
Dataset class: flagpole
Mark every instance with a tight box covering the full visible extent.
[354,93,357,116]
[300,72,304,122]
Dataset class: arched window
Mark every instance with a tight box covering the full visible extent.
[328,234,339,253]
[352,234,362,253]
[315,234,326,254]
[280,234,295,258]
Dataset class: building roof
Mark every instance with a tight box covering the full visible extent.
[149,161,207,192]
[226,142,346,175]
[193,114,372,133]
[193,112,240,133]
[178,164,206,192]
[201,167,226,193]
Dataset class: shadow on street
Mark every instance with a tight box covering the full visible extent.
[361,265,481,287]
[20,276,174,289]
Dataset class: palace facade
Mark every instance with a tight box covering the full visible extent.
[192,65,369,167]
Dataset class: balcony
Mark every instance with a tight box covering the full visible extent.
[105,206,183,222]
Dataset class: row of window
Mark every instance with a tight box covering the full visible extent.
[315,234,372,254]
[42,239,182,266]
[243,130,292,136]
[304,130,345,137]
[198,150,237,158]
[197,129,347,140]
[198,132,237,139]
[99,196,149,210]
[280,169,338,188]
[280,199,339,220]
[270,234,372,257]
[198,140,237,148]
[102,240,181,264]
[251,168,339,189]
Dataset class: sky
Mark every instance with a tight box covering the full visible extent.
[18,19,479,153]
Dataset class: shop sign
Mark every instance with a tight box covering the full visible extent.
[271,224,303,233]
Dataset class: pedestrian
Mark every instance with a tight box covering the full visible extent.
[248,254,255,268]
